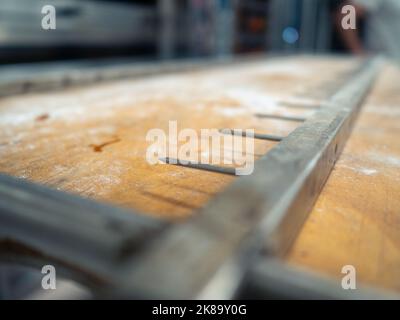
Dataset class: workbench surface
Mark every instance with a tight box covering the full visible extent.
[0,56,398,294]
[0,57,352,218]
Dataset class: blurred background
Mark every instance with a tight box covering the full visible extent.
[0,0,364,65]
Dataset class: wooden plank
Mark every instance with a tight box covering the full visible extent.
[0,173,164,288]
[0,57,353,219]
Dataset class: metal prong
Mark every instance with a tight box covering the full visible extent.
[219,129,284,142]
[279,101,320,110]
[159,157,237,176]
[254,114,307,122]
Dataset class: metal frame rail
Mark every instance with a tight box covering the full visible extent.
[0,56,397,299]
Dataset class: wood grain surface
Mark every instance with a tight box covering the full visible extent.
[286,63,400,293]
[1,56,398,294]
[0,57,355,219]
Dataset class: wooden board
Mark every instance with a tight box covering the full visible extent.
[286,63,400,293]
[0,57,355,219]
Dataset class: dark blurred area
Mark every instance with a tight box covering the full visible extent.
[0,0,373,65]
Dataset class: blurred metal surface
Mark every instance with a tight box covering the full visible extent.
[240,258,399,299]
